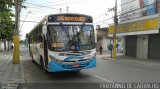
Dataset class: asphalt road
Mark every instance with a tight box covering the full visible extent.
[20,46,160,89]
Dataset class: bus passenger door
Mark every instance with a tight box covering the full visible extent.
[42,23,49,69]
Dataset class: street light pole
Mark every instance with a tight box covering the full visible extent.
[112,0,118,60]
[66,6,69,13]
[19,11,31,32]
[60,8,62,13]
[13,0,20,64]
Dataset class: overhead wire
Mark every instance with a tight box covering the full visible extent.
[94,2,156,24]
[25,2,64,11]
[93,0,136,20]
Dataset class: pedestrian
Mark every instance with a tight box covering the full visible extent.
[99,44,102,55]
[116,43,120,51]
[10,43,14,50]
[107,42,113,58]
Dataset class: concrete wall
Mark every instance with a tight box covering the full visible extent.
[136,35,149,59]
[0,41,4,50]
[0,41,10,50]
[96,30,107,36]
[102,37,110,51]
[96,37,110,51]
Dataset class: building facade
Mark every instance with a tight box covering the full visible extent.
[109,0,160,60]
[96,27,123,53]
[96,27,109,52]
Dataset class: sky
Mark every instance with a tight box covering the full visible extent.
[19,0,121,40]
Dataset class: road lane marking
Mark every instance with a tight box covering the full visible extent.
[93,74,112,83]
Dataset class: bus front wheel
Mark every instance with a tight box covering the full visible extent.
[40,56,48,73]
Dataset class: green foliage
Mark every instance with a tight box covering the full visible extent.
[0,0,14,41]
[0,0,26,41]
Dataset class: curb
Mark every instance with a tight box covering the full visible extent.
[102,56,160,67]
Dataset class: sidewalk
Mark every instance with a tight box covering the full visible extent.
[98,52,160,67]
[0,51,24,83]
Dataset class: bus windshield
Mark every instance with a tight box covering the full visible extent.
[47,25,95,51]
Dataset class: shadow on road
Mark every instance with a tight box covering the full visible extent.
[23,58,93,83]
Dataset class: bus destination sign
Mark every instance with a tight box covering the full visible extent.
[48,14,93,23]
[57,16,85,22]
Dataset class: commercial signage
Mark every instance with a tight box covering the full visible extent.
[109,18,159,34]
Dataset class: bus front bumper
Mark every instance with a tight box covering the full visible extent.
[48,57,96,72]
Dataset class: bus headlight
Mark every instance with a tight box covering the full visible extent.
[84,55,93,60]
[49,55,63,63]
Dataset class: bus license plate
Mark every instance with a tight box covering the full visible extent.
[72,64,80,68]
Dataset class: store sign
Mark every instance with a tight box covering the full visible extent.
[109,18,159,34]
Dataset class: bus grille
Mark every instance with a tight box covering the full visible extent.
[64,59,88,63]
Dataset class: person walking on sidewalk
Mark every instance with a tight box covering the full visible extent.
[99,44,103,55]
[107,42,113,58]
[10,42,14,50]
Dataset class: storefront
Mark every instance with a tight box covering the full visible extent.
[108,16,160,60]
[148,33,160,59]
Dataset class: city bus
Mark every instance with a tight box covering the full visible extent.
[28,13,96,72]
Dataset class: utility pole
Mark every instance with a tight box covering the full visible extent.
[112,0,118,60]
[13,0,20,64]
[60,8,62,13]
[66,6,69,13]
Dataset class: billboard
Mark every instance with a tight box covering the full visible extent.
[156,0,160,12]
[120,0,157,21]
[140,0,156,16]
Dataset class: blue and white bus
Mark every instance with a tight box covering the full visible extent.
[28,13,96,72]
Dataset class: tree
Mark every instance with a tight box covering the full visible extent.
[0,0,26,50]
[0,0,14,50]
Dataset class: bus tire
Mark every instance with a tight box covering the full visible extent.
[40,55,44,68]
[40,55,48,73]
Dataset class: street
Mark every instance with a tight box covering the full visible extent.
[20,47,160,83]
[2,0,160,88]
[0,46,160,89]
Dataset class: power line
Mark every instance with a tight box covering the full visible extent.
[19,11,31,32]
[94,2,156,24]
[25,2,66,11]
[118,2,156,17]
[93,0,136,20]
[25,0,67,8]
[46,0,82,6]
[94,17,114,24]
[25,2,79,13]
[42,0,67,4]
[120,0,135,6]
[25,0,81,11]
[22,7,56,14]
[20,20,39,23]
